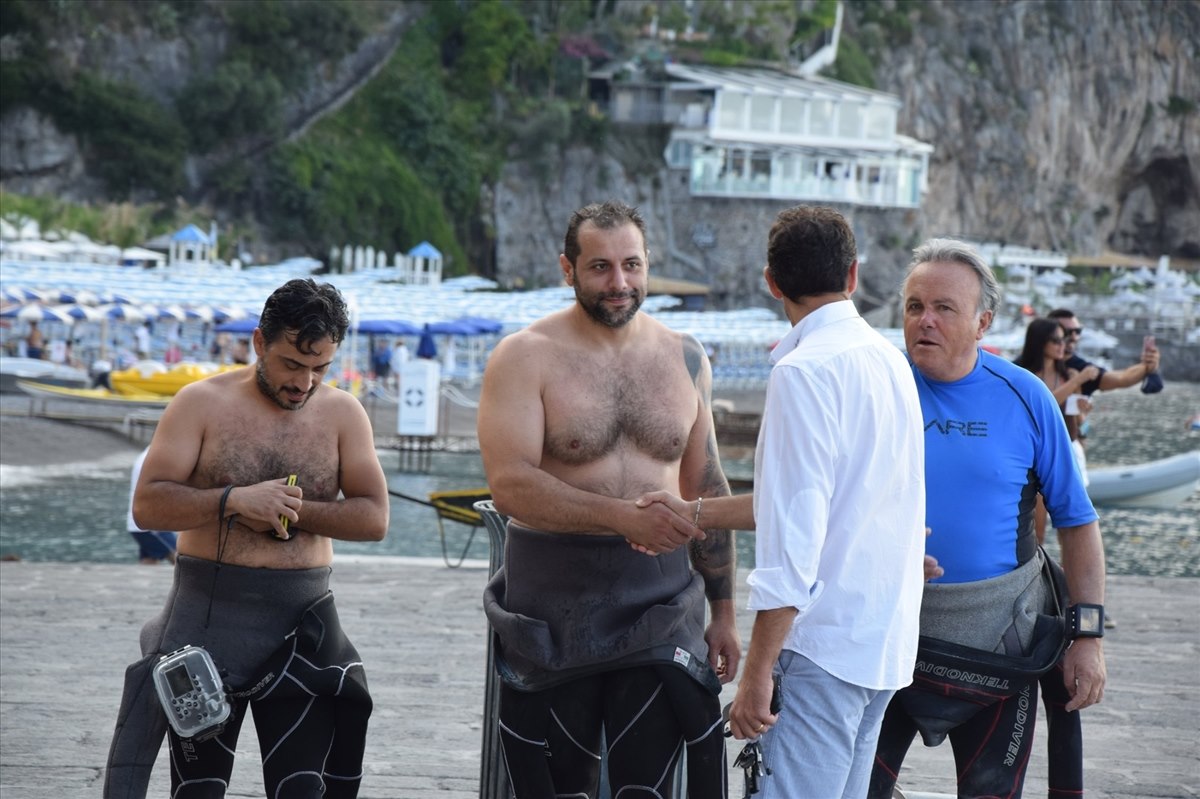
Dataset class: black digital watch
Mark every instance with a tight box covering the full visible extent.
[1068,603,1105,639]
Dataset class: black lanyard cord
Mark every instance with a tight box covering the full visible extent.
[205,484,236,629]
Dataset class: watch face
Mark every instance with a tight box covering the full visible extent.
[1078,606,1102,634]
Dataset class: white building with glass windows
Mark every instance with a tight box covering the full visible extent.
[592,63,933,210]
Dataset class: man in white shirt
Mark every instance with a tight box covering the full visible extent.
[642,205,927,797]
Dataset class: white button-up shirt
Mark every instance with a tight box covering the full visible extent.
[749,300,926,689]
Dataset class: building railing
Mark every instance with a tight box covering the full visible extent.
[690,172,921,208]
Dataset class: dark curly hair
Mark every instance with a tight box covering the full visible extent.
[766,205,857,300]
[258,278,350,355]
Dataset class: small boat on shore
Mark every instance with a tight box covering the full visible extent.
[16,378,170,407]
[0,356,89,393]
[108,361,240,396]
[1086,451,1200,509]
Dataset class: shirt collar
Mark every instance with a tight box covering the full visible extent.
[769,299,859,365]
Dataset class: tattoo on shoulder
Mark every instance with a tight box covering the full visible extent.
[682,335,705,384]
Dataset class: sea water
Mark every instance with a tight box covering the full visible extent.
[1,384,1197,575]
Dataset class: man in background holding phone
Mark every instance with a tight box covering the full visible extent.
[1047,308,1162,403]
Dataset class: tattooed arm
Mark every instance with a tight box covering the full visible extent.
[678,335,741,682]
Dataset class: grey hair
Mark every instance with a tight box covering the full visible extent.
[903,238,1001,317]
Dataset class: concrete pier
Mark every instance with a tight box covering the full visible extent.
[1,559,1196,798]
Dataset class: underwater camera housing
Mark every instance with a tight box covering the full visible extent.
[152,645,231,741]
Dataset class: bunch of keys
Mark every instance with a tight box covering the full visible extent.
[722,674,781,797]
[733,740,769,797]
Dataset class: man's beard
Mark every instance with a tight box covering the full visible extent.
[574,282,643,329]
[256,361,318,410]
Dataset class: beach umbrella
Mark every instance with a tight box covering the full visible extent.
[1,286,49,303]
[416,324,438,359]
[97,291,137,305]
[211,305,248,323]
[449,316,503,334]
[215,316,259,333]
[52,288,99,305]
[148,304,187,321]
[58,303,106,322]
[426,320,482,336]
[356,319,420,335]
[0,303,74,323]
[103,303,147,322]
[181,305,215,323]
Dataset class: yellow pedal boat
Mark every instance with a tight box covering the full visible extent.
[109,361,244,397]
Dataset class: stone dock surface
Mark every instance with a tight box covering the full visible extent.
[1,559,1196,798]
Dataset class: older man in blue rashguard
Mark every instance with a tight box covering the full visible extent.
[869,239,1108,799]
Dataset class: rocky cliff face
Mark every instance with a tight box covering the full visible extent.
[494,148,921,321]
[493,0,1198,311]
[865,0,1199,259]
[2,0,1195,292]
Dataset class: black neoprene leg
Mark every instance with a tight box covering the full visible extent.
[948,680,1038,799]
[167,697,248,797]
[603,668,686,797]
[251,694,342,797]
[867,696,918,799]
[499,679,603,798]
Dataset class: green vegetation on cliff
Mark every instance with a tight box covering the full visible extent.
[1,0,876,269]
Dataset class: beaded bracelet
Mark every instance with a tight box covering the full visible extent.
[693,496,703,529]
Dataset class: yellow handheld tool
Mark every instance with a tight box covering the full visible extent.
[278,474,298,539]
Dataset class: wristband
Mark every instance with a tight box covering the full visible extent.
[693,496,703,529]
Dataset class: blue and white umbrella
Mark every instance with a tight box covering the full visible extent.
[50,288,99,305]
[58,303,106,322]
[0,303,74,324]
[102,303,147,322]
[181,305,216,323]
[148,304,187,322]
[2,286,50,303]
[211,305,248,323]
[97,291,137,305]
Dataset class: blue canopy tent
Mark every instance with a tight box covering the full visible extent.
[215,317,260,334]
[446,316,503,334]
[355,319,421,336]
[425,320,482,336]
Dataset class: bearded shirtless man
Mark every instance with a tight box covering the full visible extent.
[105,278,388,799]
[478,201,739,797]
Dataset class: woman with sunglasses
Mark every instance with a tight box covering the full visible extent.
[1013,317,1100,443]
